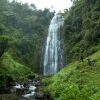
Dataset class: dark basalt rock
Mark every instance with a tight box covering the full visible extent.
[34,92,44,99]
[34,92,53,100]
[44,92,53,100]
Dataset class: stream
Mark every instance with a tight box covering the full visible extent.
[0,79,52,100]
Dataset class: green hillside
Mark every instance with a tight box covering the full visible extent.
[0,0,53,89]
[0,0,100,99]
[0,52,35,88]
[43,50,100,100]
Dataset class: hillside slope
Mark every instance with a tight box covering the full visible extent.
[43,50,100,100]
[0,52,35,89]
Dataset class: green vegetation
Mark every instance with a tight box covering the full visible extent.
[0,0,54,72]
[0,52,35,88]
[0,0,100,99]
[43,51,100,100]
[0,0,53,88]
[62,0,100,63]
[0,52,32,78]
[42,0,100,99]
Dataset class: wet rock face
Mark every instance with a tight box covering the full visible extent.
[34,92,52,100]
[34,92,44,99]
[33,81,41,87]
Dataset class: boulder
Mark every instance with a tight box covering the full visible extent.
[34,92,44,99]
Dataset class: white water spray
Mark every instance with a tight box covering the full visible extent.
[43,14,64,76]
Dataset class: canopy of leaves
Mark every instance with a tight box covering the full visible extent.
[0,0,54,72]
[62,0,100,64]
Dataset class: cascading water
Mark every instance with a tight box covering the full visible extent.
[43,14,64,76]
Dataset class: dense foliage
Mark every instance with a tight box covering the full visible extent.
[0,0,54,71]
[62,0,100,63]
[0,0,54,88]
[42,0,100,99]
[43,51,100,100]
[0,0,100,99]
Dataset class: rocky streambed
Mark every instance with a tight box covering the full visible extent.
[0,79,52,100]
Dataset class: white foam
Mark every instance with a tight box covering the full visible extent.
[14,84,24,89]
[29,86,36,91]
[23,92,35,98]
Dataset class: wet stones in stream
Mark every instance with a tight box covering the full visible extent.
[34,92,52,100]
[10,79,52,100]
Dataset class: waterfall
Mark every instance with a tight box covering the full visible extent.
[43,14,64,76]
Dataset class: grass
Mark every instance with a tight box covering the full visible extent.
[42,50,100,100]
[0,52,35,88]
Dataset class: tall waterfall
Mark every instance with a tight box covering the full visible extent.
[43,14,64,76]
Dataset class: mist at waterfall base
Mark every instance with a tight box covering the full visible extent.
[43,14,64,76]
